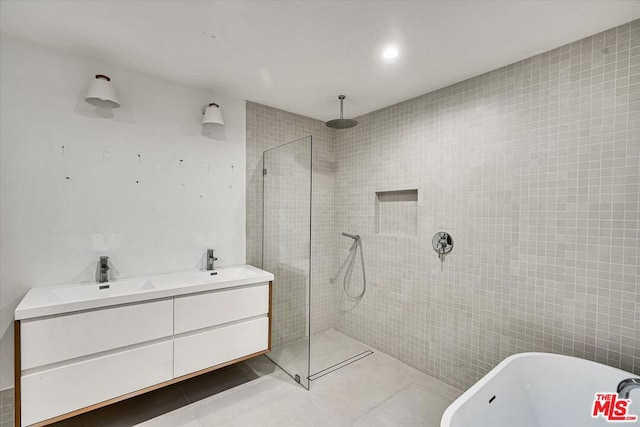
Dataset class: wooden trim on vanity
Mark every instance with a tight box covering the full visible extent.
[23,281,274,426]
[171,349,269,384]
[31,348,270,427]
[14,320,21,427]
[268,280,272,351]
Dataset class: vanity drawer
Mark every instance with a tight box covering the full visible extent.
[21,340,173,427]
[21,299,173,370]
[174,283,269,334]
[174,316,269,377]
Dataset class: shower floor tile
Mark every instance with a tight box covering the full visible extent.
[310,329,373,375]
[268,329,374,383]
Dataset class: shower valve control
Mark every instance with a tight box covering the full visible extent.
[432,231,453,269]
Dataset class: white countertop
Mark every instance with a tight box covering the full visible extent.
[15,264,274,320]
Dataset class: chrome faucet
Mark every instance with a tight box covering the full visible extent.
[99,256,110,283]
[618,378,640,399]
[206,249,218,271]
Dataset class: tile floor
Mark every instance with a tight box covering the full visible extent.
[2,331,461,426]
[0,389,13,427]
[53,362,261,427]
[268,329,374,386]
[139,332,461,426]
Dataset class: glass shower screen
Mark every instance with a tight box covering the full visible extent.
[262,135,312,389]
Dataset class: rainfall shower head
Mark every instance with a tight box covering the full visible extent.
[326,95,358,129]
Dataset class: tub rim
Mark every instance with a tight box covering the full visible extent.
[440,352,635,427]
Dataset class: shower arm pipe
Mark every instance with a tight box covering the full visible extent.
[341,232,360,240]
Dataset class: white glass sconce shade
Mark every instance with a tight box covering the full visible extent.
[202,103,225,127]
[85,74,120,108]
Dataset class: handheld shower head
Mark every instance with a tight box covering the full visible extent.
[341,232,360,240]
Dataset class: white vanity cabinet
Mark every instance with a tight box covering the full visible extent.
[21,341,174,427]
[173,283,270,377]
[18,300,174,427]
[174,283,269,334]
[21,299,174,370]
[15,273,272,427]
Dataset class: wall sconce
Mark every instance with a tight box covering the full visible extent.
[85,74,120,108]
[202,102,225,127]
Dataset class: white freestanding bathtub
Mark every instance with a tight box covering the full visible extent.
[441,353,639,427]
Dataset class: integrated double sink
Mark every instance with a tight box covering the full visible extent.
[48,278,157,303]
[15,265,274,320]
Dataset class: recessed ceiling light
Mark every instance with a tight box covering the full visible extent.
[382,46,398,60]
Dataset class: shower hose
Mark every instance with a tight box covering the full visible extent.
[343,236,367,299]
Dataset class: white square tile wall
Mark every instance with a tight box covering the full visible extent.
[334,19,640,390]
[247,19,640,391]
[375,190,419,236]
[246,103,336,345]
[263,140,312,347]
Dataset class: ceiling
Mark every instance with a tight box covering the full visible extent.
[1,1,639,121]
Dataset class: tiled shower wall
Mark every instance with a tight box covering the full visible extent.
[262,139,312,347]
[334,20,640,389]
[246,102,335,343]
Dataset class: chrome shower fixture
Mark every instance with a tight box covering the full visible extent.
[341,231,366,299]
[326,95,358,129]
[341,232,360,240]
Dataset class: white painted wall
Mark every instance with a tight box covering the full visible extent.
[0,36,247,390]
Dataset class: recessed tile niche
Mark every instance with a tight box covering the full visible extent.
[374,189,418,236]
